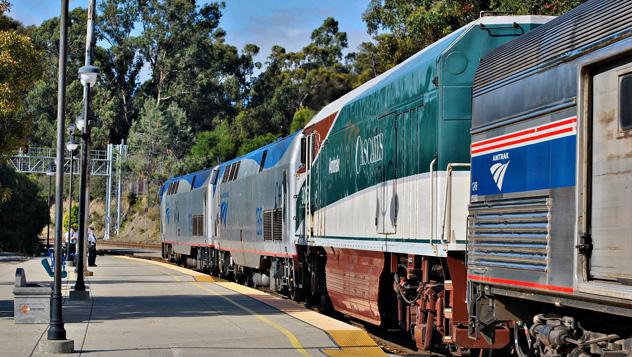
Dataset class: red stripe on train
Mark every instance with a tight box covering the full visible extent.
[471,117,576,149]
[468,274,574,293]
[162,240,214,248]
[217,246,297,258]
[471,126,575,155]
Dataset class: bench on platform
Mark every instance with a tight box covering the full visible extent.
[41,258,67,279]
[13,268,51,324]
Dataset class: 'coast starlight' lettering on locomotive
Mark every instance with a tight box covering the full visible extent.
[355,133,384,174]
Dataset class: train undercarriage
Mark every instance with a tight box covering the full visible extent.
[162,243,296,293]
[162,242,632,356]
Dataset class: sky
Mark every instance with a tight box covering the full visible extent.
[8,0,373,64]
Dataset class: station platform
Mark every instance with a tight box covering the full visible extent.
[0,254,386,356]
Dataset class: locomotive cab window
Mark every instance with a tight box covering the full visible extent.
[210,169,218,185]
[620,74,632,130]
[259,150,268,172]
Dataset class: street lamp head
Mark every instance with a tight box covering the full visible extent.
[78,65,99,87]
[66,132,78,151]
[66,141,78,152]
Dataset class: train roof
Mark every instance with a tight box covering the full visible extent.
[161,168,213,197]
[473,0,632,97]
[306,15,553,129]
[217,130,300,170]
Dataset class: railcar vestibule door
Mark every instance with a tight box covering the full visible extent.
[589,57,632,284]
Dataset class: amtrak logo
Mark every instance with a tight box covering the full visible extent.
[490,161,510,191]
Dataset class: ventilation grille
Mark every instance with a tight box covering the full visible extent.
[468,196,550,271]
[273,208,283,241]
[263,210,273,241]
[473,0,632,96]
[263,208,283,241]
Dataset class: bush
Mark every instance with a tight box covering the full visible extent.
[0,165,48,254]
[63,205,79,231]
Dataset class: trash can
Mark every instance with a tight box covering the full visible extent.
[13,268,51,324]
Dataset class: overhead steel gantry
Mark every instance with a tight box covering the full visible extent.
[8,142,128,240]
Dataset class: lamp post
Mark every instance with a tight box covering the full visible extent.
[73,0,97,296]
[74,65,98,294]
[48,0,70,343]
[66,124,78,264]
[46,164,55,252]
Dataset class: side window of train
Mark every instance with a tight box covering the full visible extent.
[211,169,218,185]
[190,176,196,190]
[620,73,632,131]
[300,138,306,166]
[222,165,231,183]
[260,150,268,172]
[232,161,241,180]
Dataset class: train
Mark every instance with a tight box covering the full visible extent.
[159,1,632,355]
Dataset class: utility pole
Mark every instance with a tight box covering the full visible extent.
[73,0,98,297]
[115,140,124,234]
[104,144,113,240]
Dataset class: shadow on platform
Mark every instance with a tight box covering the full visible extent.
[61,292,306,323]
[0,299,13,318]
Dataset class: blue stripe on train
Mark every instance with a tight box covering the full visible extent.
[471,135,576,196]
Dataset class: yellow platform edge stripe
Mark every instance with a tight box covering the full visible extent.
[116,255,386,357]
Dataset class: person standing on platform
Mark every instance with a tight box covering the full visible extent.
[65,228,77,256]
[87,227,97,267]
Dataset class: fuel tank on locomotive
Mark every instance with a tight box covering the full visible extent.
[467,0,632,355]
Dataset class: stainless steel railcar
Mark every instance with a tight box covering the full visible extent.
[160,168,216,268]
[160,132,304,293]
[213,131,303,291]
[467,0,632,355]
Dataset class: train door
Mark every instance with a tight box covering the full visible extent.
[376,113,397,235]
[588,57,632,284]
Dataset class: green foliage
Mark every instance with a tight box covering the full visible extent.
[127,98,192,180]
[291,107,316,132]
[238,133,278,156]
[185,121,237,171]
[235,17,353,141]
[0,7,42,159]
[63,205,79,231]
[9,0,587,187]
[25,7,88,148]
[358,0,587,80]
[0,165,48,254]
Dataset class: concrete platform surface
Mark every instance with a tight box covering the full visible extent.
[0,254,386,356]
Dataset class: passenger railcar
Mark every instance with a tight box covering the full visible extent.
[296,15,551,351]
[467,0,632,355]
